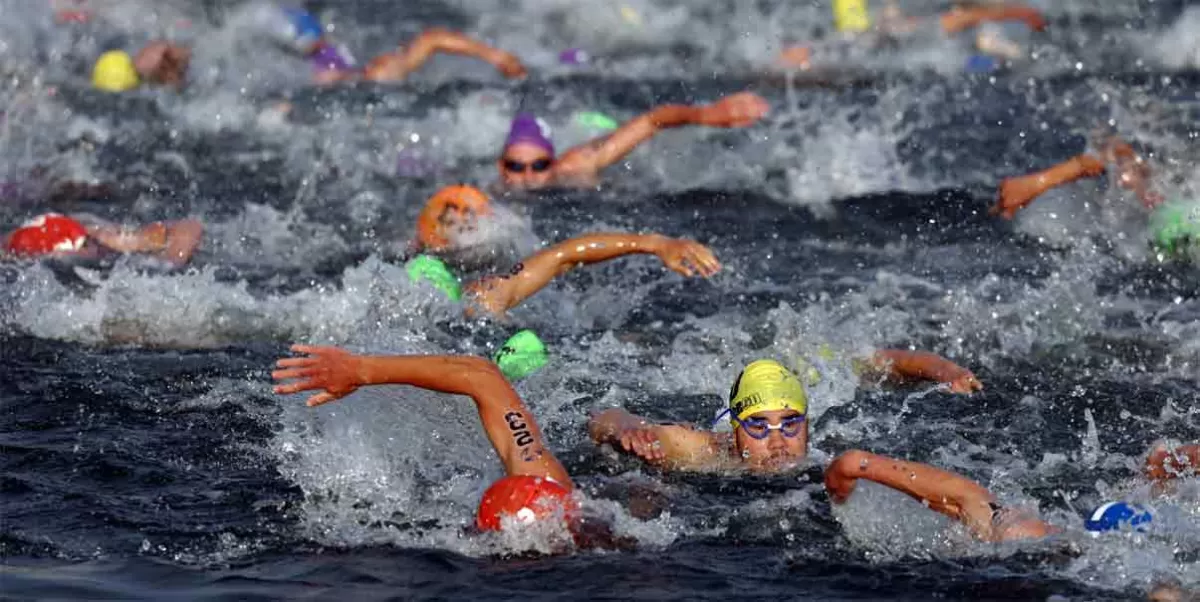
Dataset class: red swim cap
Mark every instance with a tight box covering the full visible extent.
[5,214,88,256]
[476,475,574,532]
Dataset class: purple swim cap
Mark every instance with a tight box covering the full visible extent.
[504,113,554,156]
[310,42,355,72]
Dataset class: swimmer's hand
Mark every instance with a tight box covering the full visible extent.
[871,350,982,394]
[945,370,983,395]
[488,50,527,79]
[824,450,864,504]
[618,427,667,463]
[777,46,812,70]
[696,92,770,128]
[273,344,362,407]
[653,238,722,278]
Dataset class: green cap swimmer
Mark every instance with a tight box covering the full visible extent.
[406,255,462,301]
[1148,198,1200,257]
[575,111,619,131]
[494,330,548,381]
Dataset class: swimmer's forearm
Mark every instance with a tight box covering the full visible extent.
[829,450,996,527]
[354,355,500,396]
[872,350,965,384]
[939,4,1045,34]
[395,28,506,74]
[495,233,668,309]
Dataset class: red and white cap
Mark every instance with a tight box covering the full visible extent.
[4,213,88,256]
[475,475,575,532]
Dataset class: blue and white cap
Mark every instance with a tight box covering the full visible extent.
[1083,501,1153,534]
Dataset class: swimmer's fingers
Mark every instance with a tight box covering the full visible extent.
[687,244,721,277]
[306,392,340,407]
[273,378,319,395]
[275,356,318,369]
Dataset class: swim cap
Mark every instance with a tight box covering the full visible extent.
[283,7,323,54]
[965,54,999,73]
[476,475,574,532]
[559,48,590,65]
[833,0,871,33]
[415,185,492,251]
[405,255,462,301]
[728,359,808,424]
[1084,501,1153,533]
[504,113,555,156]
[1149,198,1200,255]
[92,50,140,92]
[5,214,88,256]
[310,41,355,72]
[495,330,548,380]
[575,111,618,131]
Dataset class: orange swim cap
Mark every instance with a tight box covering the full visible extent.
[5,214,88,256]
[415,184,492,251]
[476,475,574,532]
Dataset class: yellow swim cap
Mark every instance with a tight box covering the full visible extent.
[92,50,140,92]
[728,359,808,424]
[833,0,872,33]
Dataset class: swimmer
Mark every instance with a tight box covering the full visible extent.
[3,213,203,267]
[91,41,191,92]
[992,135,1198,258]
[271,345,612,544]
[588,354,981,473]
[825,441,1200,543]
[779,1,1046,70]
[497,92,769,189]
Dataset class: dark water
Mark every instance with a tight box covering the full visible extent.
[3,1,1200,600]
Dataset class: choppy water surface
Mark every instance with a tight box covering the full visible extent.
[2,1,1199,600]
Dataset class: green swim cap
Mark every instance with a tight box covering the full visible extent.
[406,255,462,301]
[575,111,618,131]
[494,330,548,381]
[1149,199,1200,256]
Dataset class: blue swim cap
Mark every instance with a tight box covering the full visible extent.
[1083,501,1153,533]
[964,54,998,73]
[284,7,323,52]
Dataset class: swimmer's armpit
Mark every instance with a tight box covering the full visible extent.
[272,347,571,485]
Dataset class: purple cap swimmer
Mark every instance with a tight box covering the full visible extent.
[504,113,554,156]
[310,42,355,72]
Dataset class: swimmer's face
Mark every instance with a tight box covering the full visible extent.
[734,409,808,472]
[499,142,555,189]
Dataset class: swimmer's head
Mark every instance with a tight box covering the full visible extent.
[724,359,809,471]
[415,184,493,252]
[310,42,355,73]
[476,475,576,532]
[499,114,555,189]
[1084,501,1153,535]
[405,255,462,301]
[283,7,323,54]
[92,50,140,92]
[4,214,88,256]
[494,330,548,381]
[132,41,191,88]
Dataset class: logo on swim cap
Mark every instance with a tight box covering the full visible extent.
[494,330,548,381]
[727,359,808,425]
[476,475,574,532]
[1084,501,1153,534]
[405,255,462,301]
[415,185,492,251]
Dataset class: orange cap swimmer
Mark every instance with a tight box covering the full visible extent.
[5,214,88,256]
[415,184,492,251]
[476,475,575,532]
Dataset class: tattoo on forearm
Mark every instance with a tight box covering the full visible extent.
[504,410,535,449]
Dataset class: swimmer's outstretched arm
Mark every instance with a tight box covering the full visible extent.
[992,153,1106,219]
[868,350,982,394]
[86,219,203,267]
[272,345,572,486]
[588,408,722,469]
[364,28,526,82]
[554,93,769,179]
[825,450,1052,541]
[938,3,1046,34]
[1145,443,1200,481]
[465,232,721,316]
